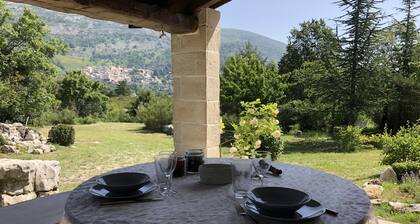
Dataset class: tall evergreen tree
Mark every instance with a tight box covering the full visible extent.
[278,19,340,75]
[336,0,385,125]
[383,0,420,131]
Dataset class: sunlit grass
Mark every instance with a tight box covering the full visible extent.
[1,124,417,223]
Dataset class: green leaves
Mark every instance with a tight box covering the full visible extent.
[57,71,108,117]
[0,2,65,123]
[221,43,287,115]
[231,99,283,158]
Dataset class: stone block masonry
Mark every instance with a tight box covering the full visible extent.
[171,8,221,158]
[0,159,60,207]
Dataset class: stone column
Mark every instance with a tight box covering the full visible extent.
[171,8,221,158]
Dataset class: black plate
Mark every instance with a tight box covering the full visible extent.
[89,181,157,200]
[244,199,326,223]
[97,172,150,193]
[248,187,311,214]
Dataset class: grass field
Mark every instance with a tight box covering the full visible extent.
[0,123,418,223]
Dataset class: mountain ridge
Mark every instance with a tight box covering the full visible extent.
[7,3,287,90]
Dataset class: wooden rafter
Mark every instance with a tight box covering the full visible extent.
[7,0,230,34]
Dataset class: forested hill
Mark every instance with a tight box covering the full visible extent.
[8,3,287,74]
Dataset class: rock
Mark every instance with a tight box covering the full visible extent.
[0,145,19,154]
[34,161,60,192]
[362,179,383,188]
[24,130,37,141]
[377,219,400,224]
[0,192,37,206]
[0,123,54,154]
[363,184,384,199]
[0,159,36,195]
[380,167,397,182]
[28,147,43,154]
[389,202,420,213]
[370,199,383,205]
[37,189,59,197]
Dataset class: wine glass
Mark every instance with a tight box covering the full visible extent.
[252,151,272,186]
[154,151,177,196]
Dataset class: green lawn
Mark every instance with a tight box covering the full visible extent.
[0,123,173,191]
[0,123,418,223]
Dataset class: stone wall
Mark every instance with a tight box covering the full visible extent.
[0,123,55,154]
[0,159,60,207]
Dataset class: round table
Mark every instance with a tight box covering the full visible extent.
[64,159,371,224]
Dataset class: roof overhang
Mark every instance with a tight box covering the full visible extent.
[7,0,231,34]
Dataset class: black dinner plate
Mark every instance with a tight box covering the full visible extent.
[89,181,157,200]
[243,199,326,223]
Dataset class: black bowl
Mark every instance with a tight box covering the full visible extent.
[96,172,150,193]
[248,187,311,214]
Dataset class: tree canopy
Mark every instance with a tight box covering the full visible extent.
[0,2,65,123]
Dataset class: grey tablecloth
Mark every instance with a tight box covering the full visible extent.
[64,159,371,224]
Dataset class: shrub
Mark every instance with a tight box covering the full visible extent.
[56,109,77,124]
[32,109,77,126]
[288,123,302,136]
[381,121,420,165]
[221,114,239,146]
[260,134,284,160]
[138,96,172,131]
[333,126,363,151]
[75,115,98,125]
[230,99,283,158]
[0,135,6,146]
[391,161,420,180]
[48,125,75,146]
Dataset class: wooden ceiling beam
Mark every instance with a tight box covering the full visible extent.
[7,0,198,34]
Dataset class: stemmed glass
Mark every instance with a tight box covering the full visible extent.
[154,151,177,196]
[252,151,272,186]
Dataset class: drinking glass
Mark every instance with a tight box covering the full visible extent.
[154,151,177,196]
[252,151,272,186]
[231,159,252,199]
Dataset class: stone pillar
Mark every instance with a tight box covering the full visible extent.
[171,8,221,158]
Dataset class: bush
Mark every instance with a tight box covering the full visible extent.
[333,126,363,151]
[48,125,75,146]
[230,99,283,158]
[138,96,172,131]
[260,134,284,160]
[221,114,239,146]
[75,115,98,125]
[0,134,6,146]
[288,123,302,136]
[32,109,77,126]
[391,161,420,180]
[381,121,420,165]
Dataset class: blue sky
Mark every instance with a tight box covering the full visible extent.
[219,0,418,43]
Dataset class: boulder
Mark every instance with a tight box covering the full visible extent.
[28,147,43,154]
[34,161,60,192]
[0,160,36,195]
[389,202,420,213]
[24,130,37,141]
[0,145,19,154]
[0,123,54,154]
[0,192,37,207]
[37,189,59,197]
[380,167,397,182]
[363,184,384,199]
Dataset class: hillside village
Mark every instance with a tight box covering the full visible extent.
[83,66,156,84]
